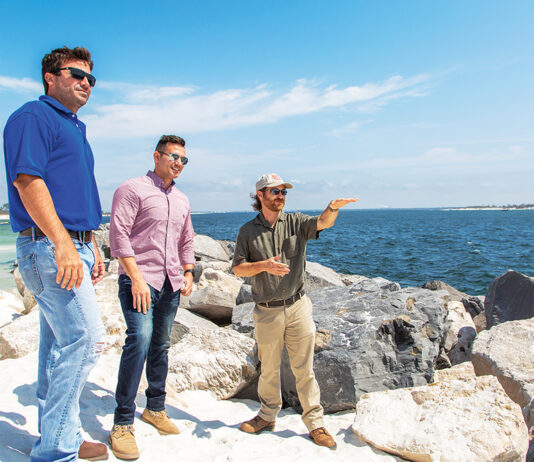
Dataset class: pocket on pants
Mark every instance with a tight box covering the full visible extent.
[17,253,44,296]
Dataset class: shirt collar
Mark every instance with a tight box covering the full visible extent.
[254,210,286,228]
[39,95,75,117]
[146,170,175,190]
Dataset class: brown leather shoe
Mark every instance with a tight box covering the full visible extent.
[78,440,109,461]
[309,427,337,450]
[141,409,180,435]
[239,415,275,434]
[109,424,140,460]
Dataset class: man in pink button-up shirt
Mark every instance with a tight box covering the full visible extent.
[108,135,195,459]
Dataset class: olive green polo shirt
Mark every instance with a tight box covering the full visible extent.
[232,211,320,304]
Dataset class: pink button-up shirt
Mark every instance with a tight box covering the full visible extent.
[110,170,195,291]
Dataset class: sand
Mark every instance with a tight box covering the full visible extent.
[0,350,398,461]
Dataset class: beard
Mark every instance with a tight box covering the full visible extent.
[263,196,285,212]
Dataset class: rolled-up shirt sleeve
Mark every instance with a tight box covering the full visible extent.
[178,210,195,265]
[298,213,320,241]
[5,113,52,181]
[232,227,250,268]
[109,183,139,258]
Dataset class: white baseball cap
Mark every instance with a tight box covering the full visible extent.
[255,173,294,191]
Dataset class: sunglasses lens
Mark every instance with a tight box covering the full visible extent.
[181,157,188,165]
[270,188,287,196]
[69,68,96,87]
[169,154,188,165]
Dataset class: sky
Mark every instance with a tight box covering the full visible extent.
[0,1,533,212]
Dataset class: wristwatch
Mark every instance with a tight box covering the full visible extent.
[184,269,195,277]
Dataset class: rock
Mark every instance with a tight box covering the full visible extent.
[433,361,476,382]
[93,274,126,352]
[193,260,232,283]
[340,274,369,286]
[12,266,25,296]
[232,302,255,335]
[106,258,119,274]
[194,234,229,262]
[422,279,484,318]
[236,284,253,305]
[0,310,40,359]
[304,261,345,293]
[167,324,258,399]
[485,270,534,328]
[350,276,401,294]
[218,240,235,259]
[187,287,236,325]
[472,318,534,430]
[352,374,529,461]
[0,290,24,327]
[196,268,242,300]
[93,223,111,259]
[473,311,487,333]
[280,285,449,414]
[443,301,476,365]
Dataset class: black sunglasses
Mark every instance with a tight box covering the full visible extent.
[268,188,288,196]
[55,67,96,87]
[157,150,189,165]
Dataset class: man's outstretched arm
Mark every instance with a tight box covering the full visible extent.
[233,255,290,278]
[317,198,358,231]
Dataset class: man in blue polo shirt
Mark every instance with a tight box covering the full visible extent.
[3,46,108,461]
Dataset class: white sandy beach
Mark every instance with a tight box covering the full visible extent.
[0,349,398,462]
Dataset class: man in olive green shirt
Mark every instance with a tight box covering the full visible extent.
[232,173,356,450]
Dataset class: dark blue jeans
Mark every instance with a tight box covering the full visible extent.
[114,274,180,425]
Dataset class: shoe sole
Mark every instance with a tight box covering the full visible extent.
[108,437,140,460]
[80,455,109,461]
[140,415,180,435]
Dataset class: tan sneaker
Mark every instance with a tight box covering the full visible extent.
[78,440,109,460]
[309,427,337,450]
[109,424,140,460]
[239,415,275,434]
[141,409,180,435]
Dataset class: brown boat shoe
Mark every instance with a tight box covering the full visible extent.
[309,427,337,450]
[78,440,109,461]
[239,415,275,434]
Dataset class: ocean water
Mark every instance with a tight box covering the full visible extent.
[1,209,533,295]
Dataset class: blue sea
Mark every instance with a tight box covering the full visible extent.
[1,209,533,295]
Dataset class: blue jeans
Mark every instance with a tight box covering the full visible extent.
[114,274,180,425]
[16,235,104,462]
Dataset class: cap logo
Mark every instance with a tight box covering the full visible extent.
[271,174,281,180]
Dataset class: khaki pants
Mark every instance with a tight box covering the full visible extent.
[253,295,324,431]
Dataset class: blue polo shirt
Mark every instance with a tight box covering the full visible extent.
[3,95,102,232]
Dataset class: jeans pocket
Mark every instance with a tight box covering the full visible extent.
[17,253,44,296]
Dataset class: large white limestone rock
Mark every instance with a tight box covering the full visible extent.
[0,309,40,359]
[196,268,243,300]
[472,318,534,430]
[167,325,257,399]
[352,374,529,461]
[94,274,126,352]
[305,261,345,293]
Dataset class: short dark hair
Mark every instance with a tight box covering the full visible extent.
[155,135,186,152]
[41,46,94,94]
[250,189,265,211]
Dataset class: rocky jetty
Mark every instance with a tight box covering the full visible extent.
[0,228,532,461]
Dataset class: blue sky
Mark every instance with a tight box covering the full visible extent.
[1,1,533,212]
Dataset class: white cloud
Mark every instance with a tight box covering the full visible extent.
[84,73,432,139]
[0,76,41,93]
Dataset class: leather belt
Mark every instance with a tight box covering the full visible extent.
[20,227,93,243]
[259,290,306,308]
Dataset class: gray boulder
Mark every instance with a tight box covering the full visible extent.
[304,261,345,293]
[232,302,255,334]
[280,285,449,414]
[485,270,534,329]
[422,280,484,318]
[187,287,235,325]
[236,284,253,305]
[194,234,229,262]
[93,223,111,259]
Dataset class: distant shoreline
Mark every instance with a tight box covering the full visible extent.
[442,207,534,211]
